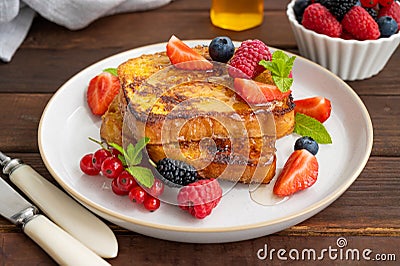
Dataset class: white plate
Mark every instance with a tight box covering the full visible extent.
[38,40,373,243]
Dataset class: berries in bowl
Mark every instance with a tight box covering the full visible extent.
[287,0,400,80]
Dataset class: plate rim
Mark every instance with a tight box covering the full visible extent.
[38,39,374,233]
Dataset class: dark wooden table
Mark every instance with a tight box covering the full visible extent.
[1,0,399,265]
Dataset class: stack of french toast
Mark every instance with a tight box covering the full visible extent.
[100,45,295,184]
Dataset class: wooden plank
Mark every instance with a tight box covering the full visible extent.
[0,155,398,235]
[0,49,122,93]
[361,96,400,156]
[107,235,400,265]
[1,11,294,93]
[0,94,51,152]
[2,47,399,95]
[20,11,294,50]
[1,233,398,265]
[0,94,398,156]
[347,50,400,96]
[164,0,288,11]
[0,233,56,265]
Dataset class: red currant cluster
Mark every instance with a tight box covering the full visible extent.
[80,148,164,212]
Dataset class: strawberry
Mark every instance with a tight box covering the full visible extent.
[166,35,213,70]
[294,96,331,123]
[233,78,291,104]
[273,149,319,197]
[87,72,120,115]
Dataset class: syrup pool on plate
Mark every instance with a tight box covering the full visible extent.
[249,175,289,206]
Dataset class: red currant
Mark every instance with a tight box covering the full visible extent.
[143,196,160,212]
[92,149,112,170]
[116,170,137,193]
[111,178,127,196]
[149,178,164,197]
[361,0,378,8]
[101,157,124,179]
[110,147,122,158]
[128,186,147,204]
[379,0,393,6]
[80,154,100,175]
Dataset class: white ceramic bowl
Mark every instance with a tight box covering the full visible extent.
[287,0,400,80]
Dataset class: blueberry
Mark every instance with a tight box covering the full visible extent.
[208,36,235,63]
[294,136,319,155]
[293,0,311,23]
[377,16,399,38]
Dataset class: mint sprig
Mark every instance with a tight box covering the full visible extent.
[109,137,154,188]
[259,50,295,93]
[103,68,118,77]
[294,113,332,144]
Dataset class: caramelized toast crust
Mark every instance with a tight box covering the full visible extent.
[100,46,295,183]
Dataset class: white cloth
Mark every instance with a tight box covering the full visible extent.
[0,0,171,62]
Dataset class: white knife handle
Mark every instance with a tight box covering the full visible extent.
[10,165,118,258]
[24,214,110,266]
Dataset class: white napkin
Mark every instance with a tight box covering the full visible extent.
[0,0,171,62]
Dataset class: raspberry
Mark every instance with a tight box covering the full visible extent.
[302,3,342,37]
[340,29,355,40]
[328,0,358,21]
[378,1,400,30]
[342,6,380,40]
[177,178,222,219]
[228,39,272,79]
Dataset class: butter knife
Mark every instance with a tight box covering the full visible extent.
[0,152,118,258]
[0,176,110,265]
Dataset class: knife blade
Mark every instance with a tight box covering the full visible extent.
[0,176,110,265]
[0,152,118,258]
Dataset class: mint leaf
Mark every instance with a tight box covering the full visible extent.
[294,113,332,144]
[272,51,295,77]
[134,137,150,154]
[118,154,127,166]
[124,137,150,166]
[259,50,296,93]
[103,68,118,76]
[272,76,293,93]
[125,143,138,165]
[109,137,152,186]
[127,166,154,188]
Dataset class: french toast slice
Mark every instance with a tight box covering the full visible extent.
[100,46,295,184]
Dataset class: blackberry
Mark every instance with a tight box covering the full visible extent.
[156,158,198,186]
[293,0,311,23]
[364,7,378,21]
[314,0,333,9]
[328,0,358,21]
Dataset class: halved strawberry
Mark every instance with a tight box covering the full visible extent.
[294,96,331,123]
[233,78,292,104]
[273,149,319,197]
[87,72,120,115]
[166,35,213,70]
